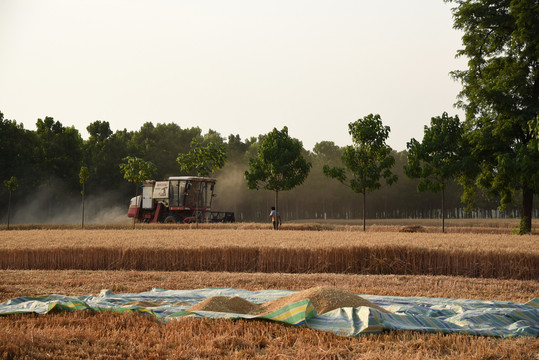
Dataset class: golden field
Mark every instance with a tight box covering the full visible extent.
[0,229,537,279]
[1,228,537,252]
[1,270,538,359]
[0,225,538,359]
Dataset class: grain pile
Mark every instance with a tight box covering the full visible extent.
[188,296,264,315]
[187,287,389,315]
[399,225,427,233]
[262,287,390,315]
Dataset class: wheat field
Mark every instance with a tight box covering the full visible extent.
[0,227,538,359]
[1,229,536,251]
[0,229,537,279]
[1,270,538,359]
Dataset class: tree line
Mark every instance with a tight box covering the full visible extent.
[0,112,535,226]
[1,0,538,232]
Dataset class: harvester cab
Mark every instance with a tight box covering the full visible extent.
[127,176,235,224]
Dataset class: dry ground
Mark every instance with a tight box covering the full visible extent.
[1,270,538,359]
[1,228,537,252]
[0,224,537,359]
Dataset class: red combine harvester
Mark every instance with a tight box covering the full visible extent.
[127,176,235,223]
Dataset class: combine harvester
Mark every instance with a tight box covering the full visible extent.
[127,176,235,224]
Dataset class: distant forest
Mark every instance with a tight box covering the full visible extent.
[0,113,537,224]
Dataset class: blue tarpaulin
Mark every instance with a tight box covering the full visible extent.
[1,288,537,338]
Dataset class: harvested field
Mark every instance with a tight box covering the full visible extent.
[2,312,537,360]
[2,229,536,251]
[1,270,538,359]
[1,230,537,279]
[1,227,538,358]
[1,270,537,305]
[0,218,527,233]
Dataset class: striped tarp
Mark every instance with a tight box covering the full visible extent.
[0,288,537,338]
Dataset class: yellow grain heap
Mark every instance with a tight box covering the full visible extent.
[187,287,390,315]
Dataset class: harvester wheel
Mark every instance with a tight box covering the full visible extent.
[164,215,180,224]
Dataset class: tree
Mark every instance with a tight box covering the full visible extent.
[445,0,539,233]
[36,117,83,188]
[79,166,89,229]
[84,121,130,193]
[324,114,398,231]
[119,156,156,229]
[3,176,18,230]
[129,122,202,179]
[404,113,464,233]
[176,138,227,177]
[0,112,40,192]
[244,127,311,230]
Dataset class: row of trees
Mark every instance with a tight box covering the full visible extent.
[1,0,537,232]
[1,110,536,230]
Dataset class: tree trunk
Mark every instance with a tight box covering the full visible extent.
[7,190,11,230]
[81,183,85,229]
[520,187,533,234]
[274,190,279,230]
[442,184,445,234]
[362,188,366,232]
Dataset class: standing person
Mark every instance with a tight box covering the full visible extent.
[269,206,281,230]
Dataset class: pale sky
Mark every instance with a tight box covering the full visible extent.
[0,0,466,151]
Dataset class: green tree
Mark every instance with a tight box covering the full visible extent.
[129,122,202,179]
[324,114,398,231]
[0,112,40,191]
[79,166,89,229]
[227,134,250,163]
[84,121,130,193]
[3,176,18,229]
[119,156,156,228]
[404,113,464,233]
[445,0,539,233]
[35,117,83,188]
[244,127,311,230]
[177,138,227,177]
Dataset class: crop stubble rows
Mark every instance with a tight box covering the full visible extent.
[1,228,538,359]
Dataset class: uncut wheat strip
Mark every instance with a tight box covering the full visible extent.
[1,246,537,279]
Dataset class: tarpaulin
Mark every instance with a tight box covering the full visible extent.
[1,288,537,338]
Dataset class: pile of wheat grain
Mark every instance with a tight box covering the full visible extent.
[187,287,390,315]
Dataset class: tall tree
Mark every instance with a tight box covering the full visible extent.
[446,0,539,233]
[79,166,89,229]
[244,127,311,230]
[0,112,40,189]
[404,113,465,232]
[84,121,131,193]
[119,156,156,229]
[3,176,18,229]
[35,117,83,188]
[324,114,398,231]
[177,138,227,177]
[129,122,202,179]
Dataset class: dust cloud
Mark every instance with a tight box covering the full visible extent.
[212,162,287,222]
[5,178,130,225]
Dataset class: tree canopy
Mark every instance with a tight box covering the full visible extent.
[405,112,465,232]
[244,127,311,229]
[176,138,227,177]
[446,0,539,233]
[324,114,398,231]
